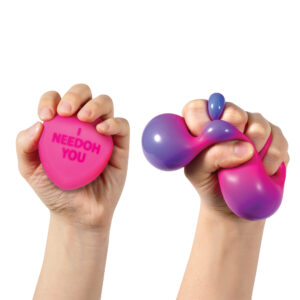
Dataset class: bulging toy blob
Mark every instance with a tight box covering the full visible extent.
[142,93,286,220]
[38,115,113,190]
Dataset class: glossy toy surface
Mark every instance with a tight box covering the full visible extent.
[142,93,286,220]
[38,115,113,190]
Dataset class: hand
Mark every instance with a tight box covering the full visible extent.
[16,83,130,231]
[182,99,289,218]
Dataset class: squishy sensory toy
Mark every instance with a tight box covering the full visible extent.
[38,116,113,190]
[142,93,286,220]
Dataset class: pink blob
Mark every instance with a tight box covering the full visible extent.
[38,115,113,190]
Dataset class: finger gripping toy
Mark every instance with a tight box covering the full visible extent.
[142,93,286,220]
[38,116,113,190]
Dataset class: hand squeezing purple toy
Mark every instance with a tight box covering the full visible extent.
[142,93,286,220]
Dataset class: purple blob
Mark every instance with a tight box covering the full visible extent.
[142,114,198,170]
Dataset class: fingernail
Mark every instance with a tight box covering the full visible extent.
[28,122,40,136]
[98,122,109,132]
[40,107,53,120]
[80,109,92,117]
[234,142,253,158]
[59,101,72,114]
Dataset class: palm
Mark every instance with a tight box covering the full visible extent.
[30,158,126,226]
[185,166,235,216]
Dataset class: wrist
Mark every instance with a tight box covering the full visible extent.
[199,202,266,237]
[34,210,110,299]
[49,212,111,248]
[178,199,265,300]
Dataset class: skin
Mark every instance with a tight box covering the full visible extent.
[16,84,130,300]
[177,99,289,300]
[16,87,289,300]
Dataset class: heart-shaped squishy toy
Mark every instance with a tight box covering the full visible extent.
[38,115,113,190]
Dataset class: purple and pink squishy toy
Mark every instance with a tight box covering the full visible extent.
[142,93,286,220]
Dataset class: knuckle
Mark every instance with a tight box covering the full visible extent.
[253,112,264,120]
[272,124,288,151]
[121,117,129,127]
[99,94,113,103]
[74,83,91,93]
[94,95,113,109]
[183,99,207,115]
[224,104,248,127]
[248,121,271,140]
[39,91,60,103]
[118,117,130,130]
[92,98,103,110]
[268,147,282,162]
[272,124,283,136]
[64,91,82,103]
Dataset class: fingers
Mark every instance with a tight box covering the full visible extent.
[16,122,44,178]
[77,94,114,122]
[96,118,130,170]
[96,117,130,150]
[185,140,254,185]
[182,100,248,136]
[182,97,289,180]
[38,85,113,124]
[244,112,271,152]
[57,83,92,116]
[38,91,61,121]
[196,141,254,173]
[182,99,211,136]
[262,124,289,175]
[220,102,248,132]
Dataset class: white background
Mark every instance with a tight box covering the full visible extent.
[0,0,299,299]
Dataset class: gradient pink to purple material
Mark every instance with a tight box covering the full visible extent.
[38,116,113,190]
[142,94,286,220]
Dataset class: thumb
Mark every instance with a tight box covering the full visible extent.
[202,140,254,173]
[16,122,43,179]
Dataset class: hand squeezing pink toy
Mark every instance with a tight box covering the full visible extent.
[142,93,286,220]
[38,116,113,190]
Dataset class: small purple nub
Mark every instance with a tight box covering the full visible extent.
[208,93,225,120]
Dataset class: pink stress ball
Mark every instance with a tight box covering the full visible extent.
[38,115,113,190]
